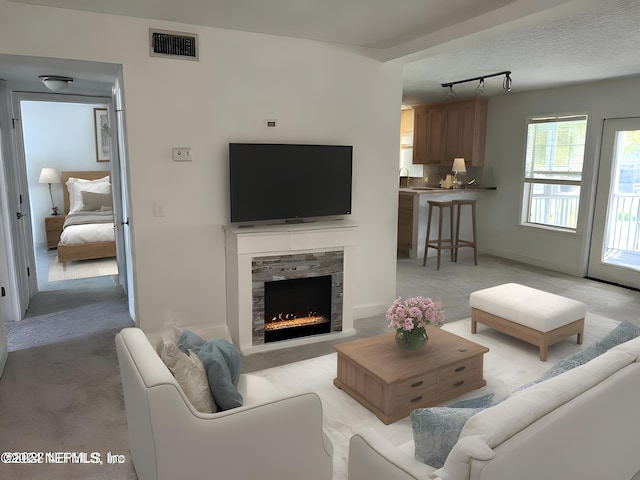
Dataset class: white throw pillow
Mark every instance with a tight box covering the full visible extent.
[157,338,216,413]
[66,176,110,212]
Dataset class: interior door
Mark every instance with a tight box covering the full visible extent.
[112,74,136,322]
[588,117,640,288]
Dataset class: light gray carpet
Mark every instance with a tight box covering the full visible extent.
[0,296,135,480]
[5,298,133,352]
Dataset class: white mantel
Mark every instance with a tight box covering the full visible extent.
[223,219,357,355]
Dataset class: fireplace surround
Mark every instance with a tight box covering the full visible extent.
[224,220,357,354]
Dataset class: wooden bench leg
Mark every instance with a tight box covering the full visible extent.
[471,319,477,334]
[539,346,548,362]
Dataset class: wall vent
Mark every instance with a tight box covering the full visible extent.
[149,29,198,60]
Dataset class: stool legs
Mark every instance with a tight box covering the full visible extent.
[453,199,478,265]
[423,204,433,267]
[423,201,454,270]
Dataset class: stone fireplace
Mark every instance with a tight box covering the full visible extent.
[224,220,357,354]
[252,252,344,344]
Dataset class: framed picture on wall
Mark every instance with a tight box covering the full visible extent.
[94,108,110,162]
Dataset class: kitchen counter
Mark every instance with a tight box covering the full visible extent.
[399,186,496,195]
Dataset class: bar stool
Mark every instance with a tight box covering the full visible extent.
[423,200,455,270]
[453,199,478,265]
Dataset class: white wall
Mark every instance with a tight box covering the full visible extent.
[21,101,108,248]
[0,1,403,332]
[480,76,640,276]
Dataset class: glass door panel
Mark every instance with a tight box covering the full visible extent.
[588,118,640,287]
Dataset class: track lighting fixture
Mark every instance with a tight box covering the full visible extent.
[442,71,512,97]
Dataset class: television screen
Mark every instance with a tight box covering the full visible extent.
[229,143,353,224]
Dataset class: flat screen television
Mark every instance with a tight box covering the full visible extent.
[229,143,353,224]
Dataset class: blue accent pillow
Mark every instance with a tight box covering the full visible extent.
[177,331,243,410]
[447,392,495,409]
[517,320,640,391]
[177,329,206,352]
[411,407,483,468]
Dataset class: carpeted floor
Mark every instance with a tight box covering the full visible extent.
[0,296,135,480]
[250,313,620,479]
[5,298,133,352]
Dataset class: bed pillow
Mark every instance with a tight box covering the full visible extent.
[157,338,216,413]
[411,407,483,468]
[81,191,113,211]
[66,176,110,212]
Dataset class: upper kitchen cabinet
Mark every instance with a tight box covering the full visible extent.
[412,98,488,167]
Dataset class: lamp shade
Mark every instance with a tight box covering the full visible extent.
[452,157,466,173]
[39,167,61,184]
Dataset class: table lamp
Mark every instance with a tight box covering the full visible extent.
[452,158,466,188]
[39,167,61,215]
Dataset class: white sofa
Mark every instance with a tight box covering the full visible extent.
[115,327,333,480]
[349,336,640,480]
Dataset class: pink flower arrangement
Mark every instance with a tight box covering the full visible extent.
[386,296,445,331]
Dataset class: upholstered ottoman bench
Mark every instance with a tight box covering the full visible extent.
[469,283,586,361]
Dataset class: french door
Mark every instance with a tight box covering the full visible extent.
[588,118,640,288]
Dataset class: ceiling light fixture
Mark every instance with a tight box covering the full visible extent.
[38,75,73,91]
[442,71,512,97]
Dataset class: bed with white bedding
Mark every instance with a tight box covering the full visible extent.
[57,171,116,265]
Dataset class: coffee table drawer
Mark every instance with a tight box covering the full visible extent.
[439,357,482,382]
[392,385,437,412]
[437,356,482,396]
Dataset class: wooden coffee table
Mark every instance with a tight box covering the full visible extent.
[333,326,489,424]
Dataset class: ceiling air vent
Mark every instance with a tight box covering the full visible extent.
[149,29,198,61]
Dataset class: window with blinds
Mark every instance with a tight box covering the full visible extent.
[522,115,588,231]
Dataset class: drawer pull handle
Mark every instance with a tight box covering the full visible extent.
[454,380,465,387]
[410,396,423,403]
[455,366,466,372]
[411,381,424,388]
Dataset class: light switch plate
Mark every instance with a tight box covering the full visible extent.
[173,147,192,161]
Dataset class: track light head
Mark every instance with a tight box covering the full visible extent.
[503,72,512,92]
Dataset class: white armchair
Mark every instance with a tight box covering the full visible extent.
[115,327,333,480]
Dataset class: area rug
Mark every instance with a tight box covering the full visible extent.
[48,256,118,282]
[249,313,619,480]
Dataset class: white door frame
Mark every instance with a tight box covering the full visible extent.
[2,90,130,319]
[588,117,640,288]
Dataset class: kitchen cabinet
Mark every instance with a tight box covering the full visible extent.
[412,98,488,167]
[397,193,416,256]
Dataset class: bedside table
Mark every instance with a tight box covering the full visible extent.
[45,215,66,249]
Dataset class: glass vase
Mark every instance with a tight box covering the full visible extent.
[395,327,428,352]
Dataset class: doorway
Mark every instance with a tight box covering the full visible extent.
[588,117,640,288]
[18,99,119,294]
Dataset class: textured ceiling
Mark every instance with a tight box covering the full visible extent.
[3,0,640,102]
[402,0,640,103]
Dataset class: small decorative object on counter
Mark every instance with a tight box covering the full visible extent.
[386,296,445,352]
